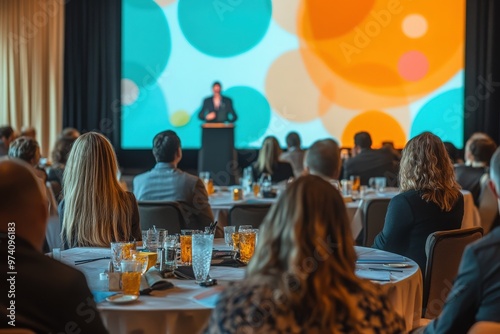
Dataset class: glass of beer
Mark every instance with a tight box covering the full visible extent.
[120,260,142,296]
[180,230,194,265]
[350,175,361,191]
[239,231,257,264]
[253,183,260,197]
[231,232,241,252]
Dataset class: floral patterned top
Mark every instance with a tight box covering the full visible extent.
[203,279,406,334]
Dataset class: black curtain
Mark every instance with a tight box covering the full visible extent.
[464,0,500,144]
[62,0,121,147]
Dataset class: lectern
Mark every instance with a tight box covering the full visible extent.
[198,123,237,186]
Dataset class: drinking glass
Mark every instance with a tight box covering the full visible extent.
[252,183,261,197]
[232,186,243,201]
[164,235,177,270]
[120,260,142,296]
[146,229,167,251]
[239,225,252,232]
[350,175,361,191]
[239,231,257,264]
[199,171,214,195]
[191,232,214,283]
[111,241,135,271]
[259,173,272,196]
[224,226,236,247]
[180,230,194,265]
[232,232,241,252]
[375,177,387,192]
[341,180,353,196]
[130,250,149,275]
[242,167,253,195]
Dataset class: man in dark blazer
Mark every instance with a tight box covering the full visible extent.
[198,82,237,123]
[133,130,214,232]
[343,131,398,186]
[0,158,108,333]
[414,147,500,334]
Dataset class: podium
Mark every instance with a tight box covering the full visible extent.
[198,123,238,186]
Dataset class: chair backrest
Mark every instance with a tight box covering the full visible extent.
[138,201,185,234]
[423,227,483,319]
[361,198,391,246]
[228,203,272,230]
[478,174,499,234]
[468,321,500,334]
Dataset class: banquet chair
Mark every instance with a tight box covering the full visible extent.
[360,198,391,246]
[422,227,483,319]
[138,201,185,234]
[228,203,272,230]
[468,321,500,333]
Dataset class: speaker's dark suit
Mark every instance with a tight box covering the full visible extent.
[423,226,500,333]
[198,96,237,123]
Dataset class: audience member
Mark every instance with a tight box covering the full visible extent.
[381,141,402,162]
[0,158,108,333]
[455,137,497,205]
[8,136,47,183]
[343,131,398,185]
[251,136,294,183]
[60,127,81,140]
[304,138,341,187]
[133,130,214,231]
[373,132,464,272]
[443,141,463,164]
[413,147,500,333]
[47,136,77,202]
[464,132,491,165]
[20,125,36,139]
[279,131,305,177]
[60,132,141,248]
[204,175,405,333]
[0,125,15,156]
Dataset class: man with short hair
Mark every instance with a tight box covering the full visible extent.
[133,130,214,231]
[0,125,15,156]
[198,81,237,123]
[415,148,500,334]
[0,158,108,333]
[280,131,305,177]
[343,131,397,185]
[8,136,46,183]
[304,139,341,186]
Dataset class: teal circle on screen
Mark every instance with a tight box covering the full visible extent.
[225,86,271,147]
[177,0,272,57]
[123,0,171,86]
[410,88,464,148]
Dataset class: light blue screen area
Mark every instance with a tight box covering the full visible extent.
[122,0,171,86]
[177,0,272,57]
[410,88,464,148]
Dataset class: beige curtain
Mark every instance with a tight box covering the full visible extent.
[0,0,64,157]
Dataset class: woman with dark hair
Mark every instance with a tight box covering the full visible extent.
[47,136,77,200]
[204,175,405,333]
[373,132,464,272]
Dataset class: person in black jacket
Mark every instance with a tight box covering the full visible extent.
[252,136,293,183]
[198,81,237,123]
[373,132,464,273]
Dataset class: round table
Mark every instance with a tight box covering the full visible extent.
[62,239,422,333]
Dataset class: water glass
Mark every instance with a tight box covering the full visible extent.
[239,231,257,264]
[111,241,135,271]
[191,232,214,283]
[164,235,177,269]
[130,250,149,274]
[224,226,236,247]
[146,229,167,251]
[239,225,253,232]
[120,260,142,296]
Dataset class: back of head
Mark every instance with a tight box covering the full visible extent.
[152,130,180,163]
[285,132,301,148]
[8,136,40,166]
[0,125,14,141]
[63,132,132,247]
[400,132,461,211]
[354,131,372,149]
[443,141,459,163]
[256,136,281,174]
[465,132,492,164]
[0,158,48,249]
[469,138,497,165]
[247,175,365,330]
[305,139,341,179]
[20,126,36,139]
[60,127,81,140]
[51,136,76,165]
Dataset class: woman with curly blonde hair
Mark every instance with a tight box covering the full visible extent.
[373,132,464,272]
[59,132,141,248]
[204,175,405,333]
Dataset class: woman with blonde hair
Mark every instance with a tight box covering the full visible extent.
[251,136,293,183]
[59,132,141,248]
[373,132,464,272]
[204,175,405,333]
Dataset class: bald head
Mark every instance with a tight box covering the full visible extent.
[305,139,341,179]
[0,158,48,250]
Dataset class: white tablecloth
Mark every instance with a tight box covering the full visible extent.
[62,239,422,333]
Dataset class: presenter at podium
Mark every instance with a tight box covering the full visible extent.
[198,81,237,123]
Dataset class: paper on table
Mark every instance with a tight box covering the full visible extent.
[356,254,406,264]
[140,269,174,295]
[356,270,391,281]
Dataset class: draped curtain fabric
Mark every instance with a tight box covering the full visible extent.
[464,0,500,145]
[0,0,64,156]
[62,0,121,147]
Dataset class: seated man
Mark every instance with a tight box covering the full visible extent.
[303,138,341,187]
[343,131,398,186]
[280,131,305,177]
[0,158,108,333]
[133,130,214,231]
[0,125,15,156]
[414,147,500,334]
